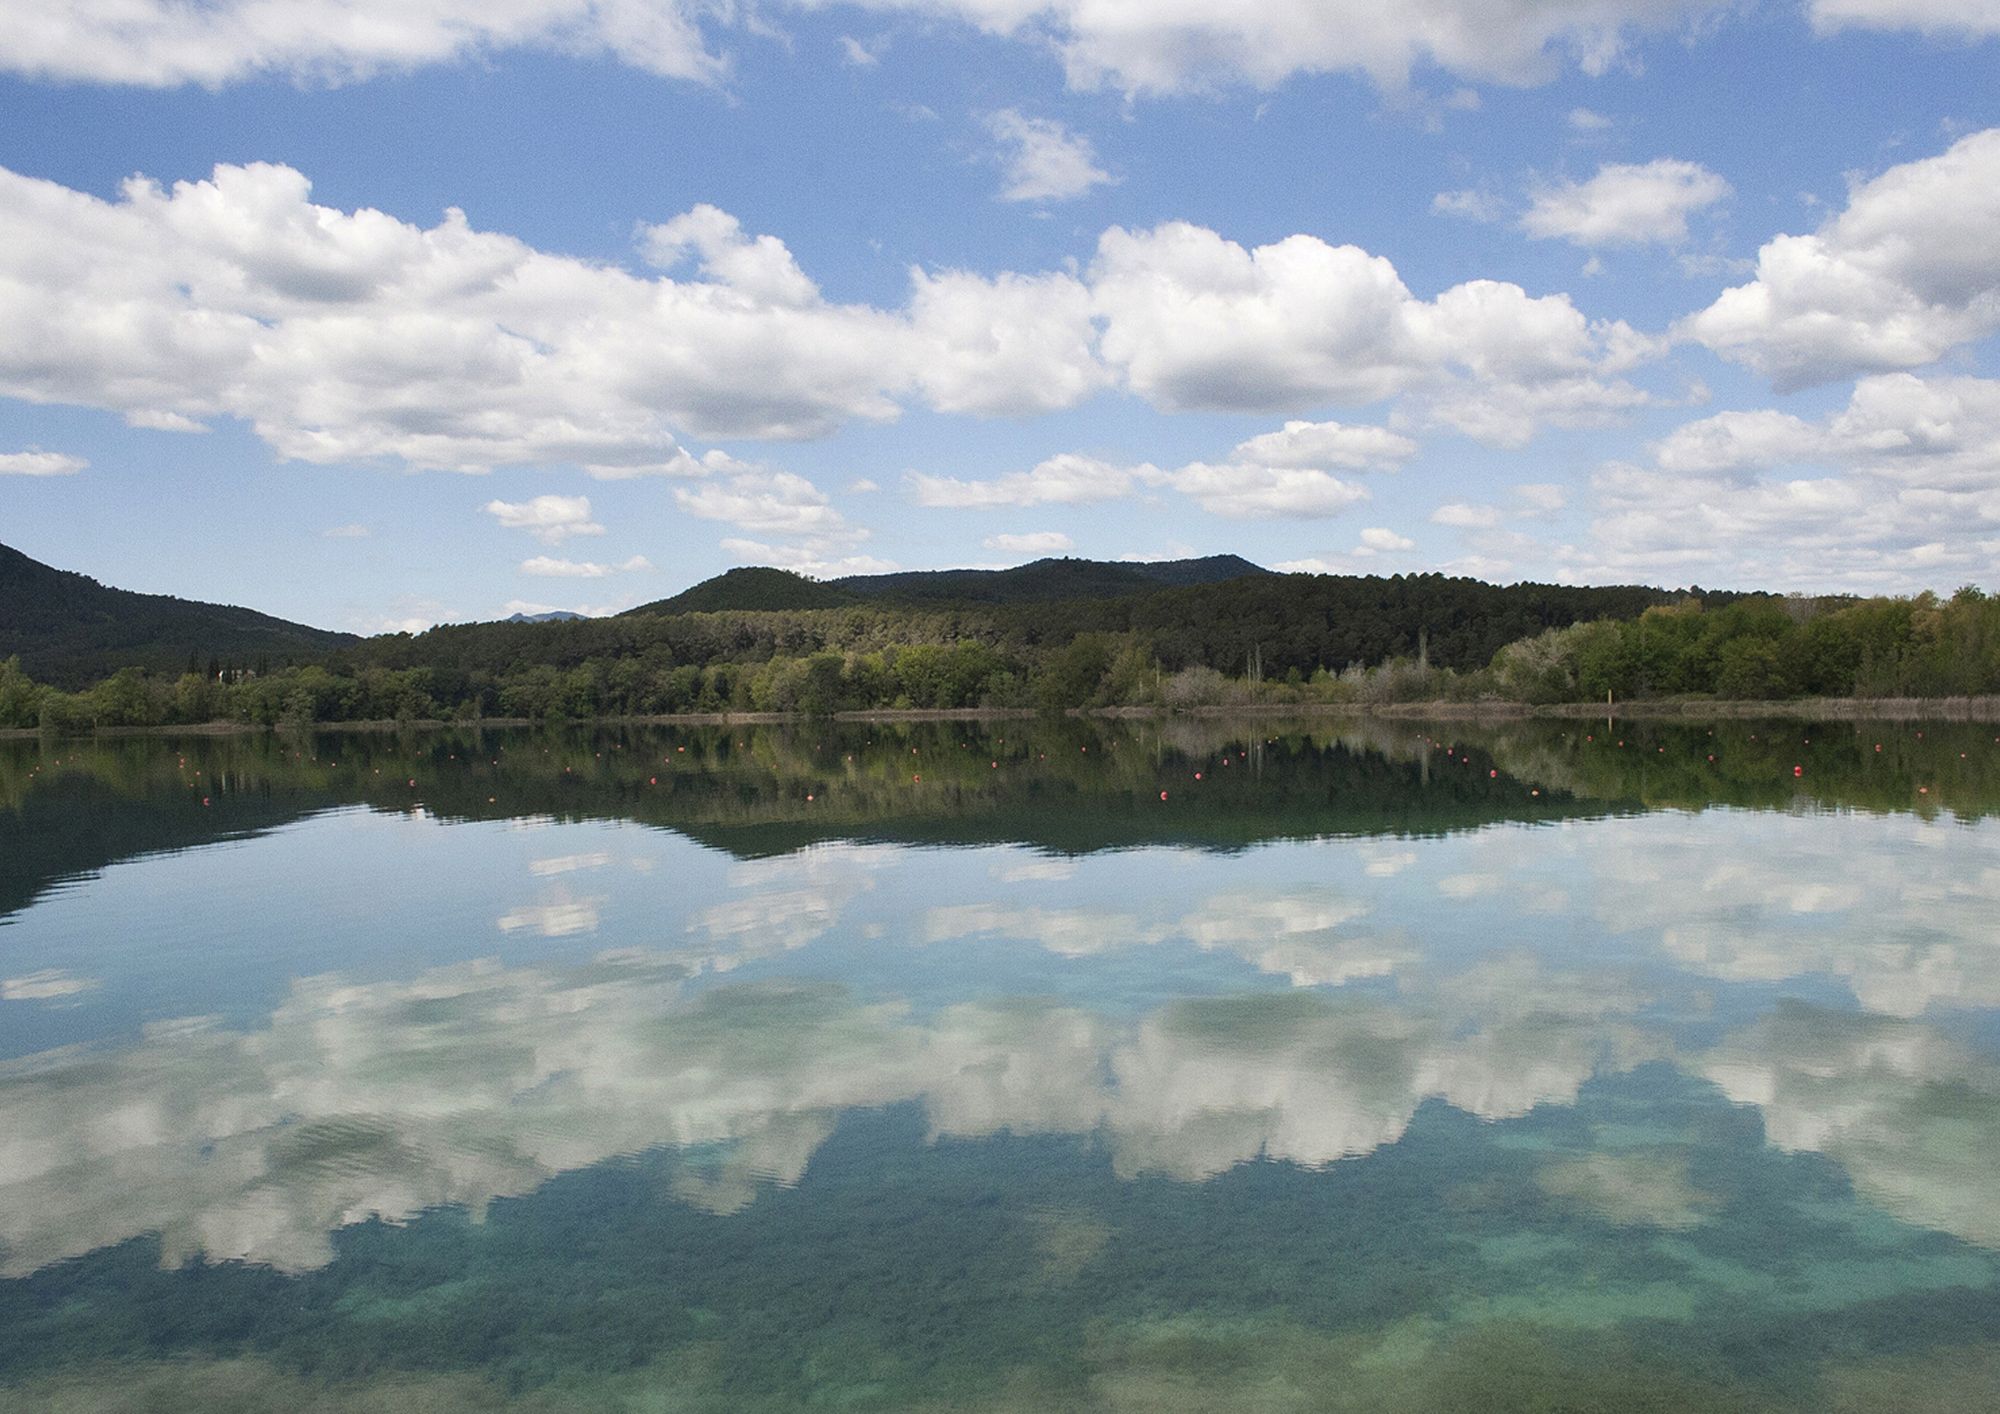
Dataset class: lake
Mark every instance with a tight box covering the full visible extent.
[2,716,1998,1411]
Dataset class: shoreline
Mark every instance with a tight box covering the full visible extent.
[7,696,2000,740]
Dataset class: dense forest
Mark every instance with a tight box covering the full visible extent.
[3,578,1996,731]
[4,538,1994,730]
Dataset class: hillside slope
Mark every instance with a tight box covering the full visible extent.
[0,542,355,688]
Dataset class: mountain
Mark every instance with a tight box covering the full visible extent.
[631,555,1270,616]
[0,541,355,689]
[505,610,587,624]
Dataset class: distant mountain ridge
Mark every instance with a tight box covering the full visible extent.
[0,541,354,689]
[630,555,1271,615]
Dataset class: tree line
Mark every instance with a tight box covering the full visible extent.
[2,583,1994,732]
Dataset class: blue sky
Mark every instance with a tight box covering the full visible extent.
[0,2,1996,632]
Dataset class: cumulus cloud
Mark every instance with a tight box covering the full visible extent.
[1522,158,1730,246]
[1090,222,1655,442]
[1677,128,2000,389]
[1228,419,1418,470]
[984,531,1075,554]
[1432,501,1503,528]
[909,453,1149,509]
[1807,0,2000,38]
[0,162,1659,472]
[1575,372,2000,589]
[0,162,1111,472]
[984,109,1114,202]
[912,447,1370,521]
[904,266,1110,415]
[1167,461,1369,519]
[485,494,604,544]
[676,470,850,538]
[0,0,728,87]
[674,463,889,574]
[834,0,1734,96]
[1357,527,1416,552]
[13,1,1987,124]
[0,0,1741,96]
[0,450,85,476]
[519,554,652,578]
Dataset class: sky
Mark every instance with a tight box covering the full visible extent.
[0,2,1996,633]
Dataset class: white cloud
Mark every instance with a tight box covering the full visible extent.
[909,453,1149,509]
[846,477,881,493]
[1432,502,1503,528]
[904,266,1110,415]
[0,162,1664,470]
[0,0,728,88]
[0,450,85,476]
[984,109,1114,203]
[485,494,604,544]
[676,470,850,538]
[1090,221,1654,442]
[1678,128,2000,390]
[845,0,1733,97]
[1357,527,1415,552]
[1522,158,1731,247]
[519,554,652,578]
[838,33,879,65]
[1568,107,1614,130]
[1808,0,2000,39]
[984,531,1075,554]
[672,459,890,575]
[1432,188,1504,223]
[915,449,1367,521]
[1573,372,2000,590]
[1166,461,1369,519]
[321,522,370,538]
[578,446,749,481]
[0,165,1117,472]
[1228,419,1417,470]
[1514,482,1568,511]
[0,0,1739,96]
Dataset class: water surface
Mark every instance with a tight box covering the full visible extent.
[2,717,1998,1410]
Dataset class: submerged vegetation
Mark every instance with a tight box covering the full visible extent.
[3,581,1997,731]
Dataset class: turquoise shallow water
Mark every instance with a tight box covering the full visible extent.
[1,717,1998,1410]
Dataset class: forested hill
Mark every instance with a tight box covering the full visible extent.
[631,554,1270,614]
[351,569,1747,692]
[0,541,355,689]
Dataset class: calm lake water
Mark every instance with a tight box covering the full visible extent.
[2,716,1998,1411]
